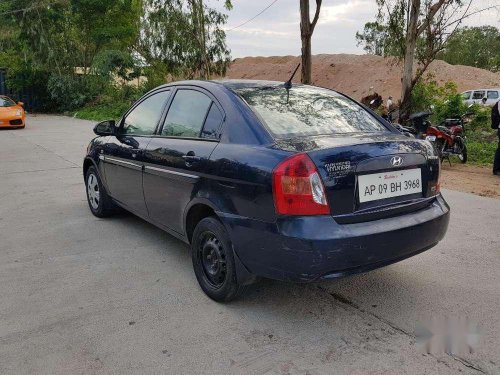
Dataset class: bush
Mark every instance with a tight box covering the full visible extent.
[47,74,110,112]
[73,82,148,121]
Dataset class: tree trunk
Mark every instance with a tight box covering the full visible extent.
[299,0,321,84]
[399,0,420,122]
[301,34,312,84]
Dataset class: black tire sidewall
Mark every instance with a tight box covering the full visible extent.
[458,139,467,163]
[191,217,241,302]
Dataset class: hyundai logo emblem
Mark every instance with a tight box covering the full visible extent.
[391,156,403,167]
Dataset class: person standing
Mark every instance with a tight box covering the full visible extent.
[386,96,394,122]
[492,100,500,175]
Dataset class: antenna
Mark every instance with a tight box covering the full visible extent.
[284,63,300,103]
[284,63,300,90]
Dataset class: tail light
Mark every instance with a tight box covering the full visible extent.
[273,153,329,215]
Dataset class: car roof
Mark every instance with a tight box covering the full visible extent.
[212,79,290,90]
[463,88,500,92]
[153,79,299,92]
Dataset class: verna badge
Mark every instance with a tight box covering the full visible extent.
[391,156,403,167]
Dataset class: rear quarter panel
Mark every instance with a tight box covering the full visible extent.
[207,143,289,222]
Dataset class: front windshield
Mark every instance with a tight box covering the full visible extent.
[237,86,388,139]
[0,97,16,107]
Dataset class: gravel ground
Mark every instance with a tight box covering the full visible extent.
[0,115,499,375]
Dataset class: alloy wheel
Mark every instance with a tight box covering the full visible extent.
[87,173,100,210]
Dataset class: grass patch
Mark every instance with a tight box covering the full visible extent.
[72,102,130,122]
[466,141,497,166]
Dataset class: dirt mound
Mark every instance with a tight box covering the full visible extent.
[226,54,500,102]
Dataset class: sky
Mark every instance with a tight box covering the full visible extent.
[212,0,500,58]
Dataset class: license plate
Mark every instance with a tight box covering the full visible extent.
[358,168,422,203]
[426,135,436,141]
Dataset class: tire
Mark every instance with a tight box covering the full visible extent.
[455,138,467,164]
[85,165,117,217]
[191,217,246,302]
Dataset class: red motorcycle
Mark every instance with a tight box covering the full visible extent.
[408,110,471,164]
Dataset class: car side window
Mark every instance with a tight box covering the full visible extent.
[162,89,212,138]
[122,91,170,135]
[201,103,223,139]
[472,91,485,100]
[462,91,471,100]
[487,91,499,99]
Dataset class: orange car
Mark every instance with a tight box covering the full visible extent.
[0,95,26,129]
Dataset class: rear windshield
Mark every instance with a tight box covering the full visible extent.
[0,97,16,107]
[236,86,388,138]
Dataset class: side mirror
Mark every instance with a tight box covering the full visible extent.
[93,120,116,136]
[17,101,24,107]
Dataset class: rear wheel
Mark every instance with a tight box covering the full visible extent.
[455,137,467,164]
[85,166,117,217]
[191,217,246,302]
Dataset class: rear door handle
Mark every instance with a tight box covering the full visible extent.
[182,151,201,162]
[131,149,142,159]
[182,155,201,161]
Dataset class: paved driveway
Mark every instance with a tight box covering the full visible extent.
[1,115,499,374]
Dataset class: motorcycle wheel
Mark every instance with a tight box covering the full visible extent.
[433,139,444,161]
[455,137,467,164]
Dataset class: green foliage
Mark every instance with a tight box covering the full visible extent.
[410,76,497,165]
[355,14,406,57]
[467,142,498,166]
[47,75,84,112]
[1,0,232,113]
[47,74,109,112]
[91,50,141,80]
[138,0,231,80]
[73,102,133,121]
[438,26,500,72]
[73,82,147,121]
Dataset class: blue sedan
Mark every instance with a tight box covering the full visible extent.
[83,80,449,302]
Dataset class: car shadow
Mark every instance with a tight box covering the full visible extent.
[105,211,426,324]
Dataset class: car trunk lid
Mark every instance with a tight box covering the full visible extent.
[273,133,440,221]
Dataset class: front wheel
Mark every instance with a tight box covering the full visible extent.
[191,217,247,302]
[85,166,117,217]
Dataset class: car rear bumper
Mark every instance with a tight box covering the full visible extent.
[219,194,450,282]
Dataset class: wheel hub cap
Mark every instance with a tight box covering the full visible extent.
[87,173,100,210]
[199,234,227,287]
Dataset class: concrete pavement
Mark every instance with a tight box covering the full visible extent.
[0,115,499,374]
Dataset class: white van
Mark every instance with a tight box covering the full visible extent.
[462,89,500,106]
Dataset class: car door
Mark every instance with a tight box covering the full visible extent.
[103,90,171,216]
[143,87,224,234]
[486,90,499,106]
[462,91,472,105]
[472,90,485,104]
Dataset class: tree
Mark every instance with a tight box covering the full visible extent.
[138,0,232,80]
[438,26,500,71]
[357,0,499,121]
[299,0,322,84]
[0,0,142,74]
